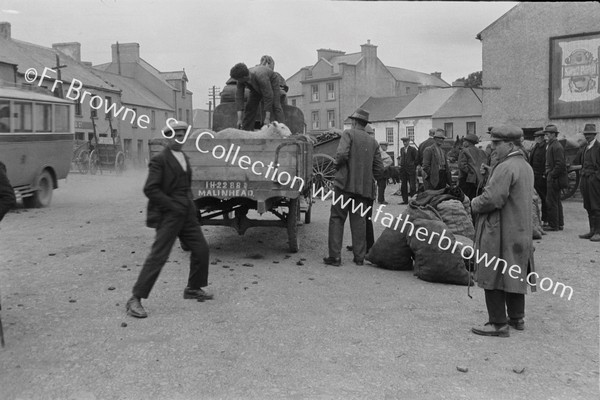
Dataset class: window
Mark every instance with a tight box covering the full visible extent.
[326,83,335,100]
[74,100,82,116]
[406,87,411,94]
[386,127,394,144]
[311,111,319,129]
[467,121,476,135]
[311,84,319,102]
[0,100,9,132]
[55,105,70,132]
[186,109,190,125]
[90,96,97,118]
[13,102,33,132]
[151,110,156,129]
[406,126,415,142]
[35,104,52,132]
[444,123,454,138]
[105,96,112,119]
[327,110,335,128]
[132,107,138,128]
[291,99,297,107]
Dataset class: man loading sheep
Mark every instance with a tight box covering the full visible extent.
[230,62,285,131]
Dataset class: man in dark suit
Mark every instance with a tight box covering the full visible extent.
[0,161,16,222]
[398,137,418,204]
[528,130,548,226]
[543,124,566,231]
[324,108,384,266]
[577,124,600,241]
[126,121,212,318]
[422,130,452,190]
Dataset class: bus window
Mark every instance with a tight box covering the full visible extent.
[35,103,53,132]
[0,100,9,132]
[14,102,33,132]
[54,104,70,132]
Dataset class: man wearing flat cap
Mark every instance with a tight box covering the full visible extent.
[418,128,437,167]
[457,133,488,201]
[126,121,213,319]
[529,130,548,227]
[576,124,600,241]
[422,129,452,190]
[543,124,566,231]
[471,125,536,337]
[324,108,384,267]
[398,137,418,204]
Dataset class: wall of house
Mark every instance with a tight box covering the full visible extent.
[481,2,600,136]
[432,116,483,139]
[398,118,433,147]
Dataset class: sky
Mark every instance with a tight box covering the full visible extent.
[0,0,518,109]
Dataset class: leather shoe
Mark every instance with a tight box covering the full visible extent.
[323,257,341,266]
[471,322,509,337]
[543,226,559,232]
[183,287,214,301]
[126,296,148,318]
[507,318,524,331]
[353,258,364,266]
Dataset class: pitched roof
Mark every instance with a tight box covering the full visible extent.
[0,38,119,93]
[358,95,418,122]
[387,66,450,87]
[328,52,363,73]
[91,69,173,111]
[477,3,520,39]
[433,88,482,118]
[160,70,187,82]
[395,88,456,119]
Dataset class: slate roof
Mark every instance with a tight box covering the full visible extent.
[358,95,418,122]
[160,71,187,81]
[328,52,363,73]
[0,37,119,93]
[387,66,449,87]
[395,88,456,119]
[433,88,482,118]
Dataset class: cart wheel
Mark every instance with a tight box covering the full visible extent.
[287,198,299,253]
[89,150,99,175]
[23,170,53,208]
[312,153,336,193]
[78,150,90,174]
[115,151,125,174]
[560,169,580,200]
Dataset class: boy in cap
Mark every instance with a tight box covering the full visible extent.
[577,124,600,241]
[471,125,535,337]
[126,121,212,318]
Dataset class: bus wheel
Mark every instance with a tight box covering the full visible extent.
[23,170,53,208]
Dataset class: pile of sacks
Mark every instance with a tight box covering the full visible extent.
[366,187,475,286]
[215,121,292,139]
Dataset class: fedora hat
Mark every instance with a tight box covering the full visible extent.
[348,108,370,123]
[582,123,598,135]
[433,130,446,139]
[543,124,559,134]
[401,136,410,141]
[464,133,479,144]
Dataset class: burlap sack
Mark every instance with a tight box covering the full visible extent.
[406,219,472,286]
[436,199,475,240]
[404,203,442,223]
[366,228,413,270]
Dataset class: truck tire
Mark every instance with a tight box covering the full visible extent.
[23,170,53,208]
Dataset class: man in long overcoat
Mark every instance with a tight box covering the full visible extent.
[126,121,212,318]
[543,124,566,231]
[471,125,535,337]
[324,108,384,266]
[528,130,548,226]
[398,136,418,204]
[577,123,600,241]
[457,133,488,200]
[422,130,452,190]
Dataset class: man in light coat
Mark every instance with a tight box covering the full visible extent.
[471,125,535,337]
[324,108,384,266]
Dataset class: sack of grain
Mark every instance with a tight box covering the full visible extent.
[436,199,475,240]
[366,227,413,270]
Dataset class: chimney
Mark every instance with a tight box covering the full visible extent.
[0,22,11,40]
[52,42,81,62]
[111,42,140,64]
[360,40,377,60]
[430,72,442,79]
[317,48,345,62]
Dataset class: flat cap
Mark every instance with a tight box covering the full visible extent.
[464,133,479,144]
[490,125,523,141]
[162,120,189,136]
[379,141,389,146]
[533,130,545,137]
[401,136,410,141]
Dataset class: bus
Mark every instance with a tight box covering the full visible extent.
[0,85,74,207]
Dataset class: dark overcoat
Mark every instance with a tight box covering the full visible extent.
[0,161,16,222]
[472,151,536,294]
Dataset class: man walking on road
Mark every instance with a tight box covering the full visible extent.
[398,137,418,204]
[126,121,212,319]
[543,124,566,231]
[471,125,535,337]
[324,108,384,267]
[577,124,600,241]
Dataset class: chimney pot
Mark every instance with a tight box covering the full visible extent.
[0,22,11,40]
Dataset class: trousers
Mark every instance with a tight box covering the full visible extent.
[534,174,547,223]
[328,189,370,261]
[133,205,210,299]
[377,179,387,203]
[400,167,417,202]
[484,289,525,324]
[242,89,285,131]
[545,176,564,228]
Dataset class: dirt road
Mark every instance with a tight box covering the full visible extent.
[0,171,598,400]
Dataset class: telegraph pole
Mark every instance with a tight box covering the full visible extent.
[207,86,220,129]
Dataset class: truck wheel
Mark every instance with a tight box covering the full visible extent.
[23,170,53,208]
[287,198,299,253]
